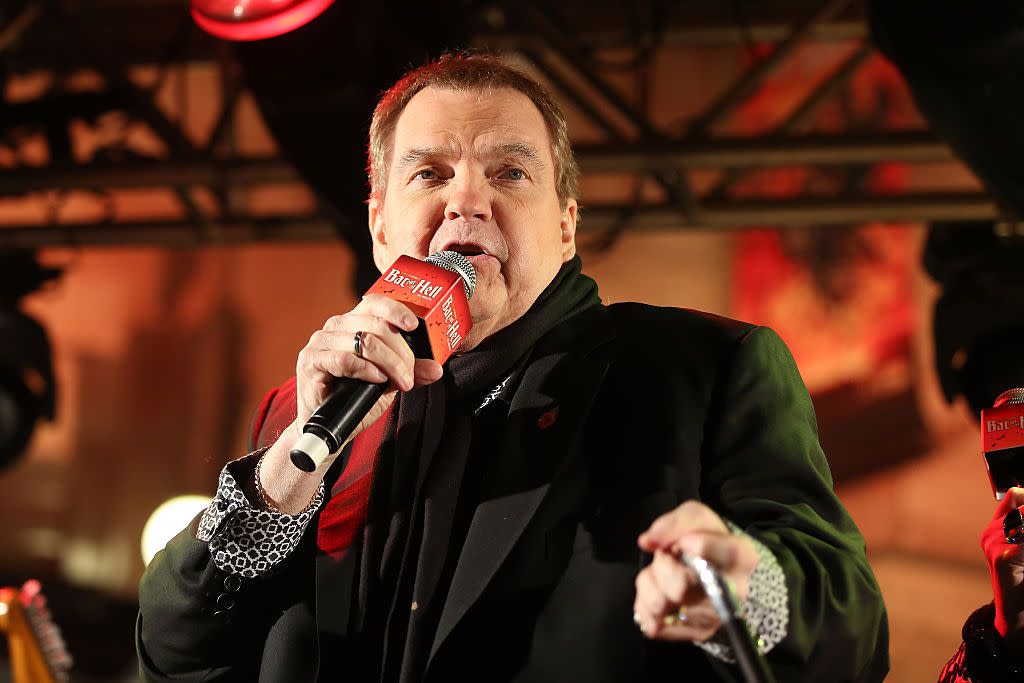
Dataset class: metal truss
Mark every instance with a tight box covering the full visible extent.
[0,0,996,249]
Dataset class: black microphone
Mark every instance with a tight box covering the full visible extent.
[290,250,476,472]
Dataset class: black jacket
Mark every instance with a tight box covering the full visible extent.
[137,302,890,682]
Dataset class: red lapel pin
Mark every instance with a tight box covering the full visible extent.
[537,406,559,430]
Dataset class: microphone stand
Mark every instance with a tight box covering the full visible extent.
[681,555,776,683]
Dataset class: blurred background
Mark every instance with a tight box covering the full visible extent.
[2,0,1024,680]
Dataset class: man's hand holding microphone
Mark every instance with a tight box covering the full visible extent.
[254,251,475,515]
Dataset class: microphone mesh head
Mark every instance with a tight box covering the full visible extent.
[426,251,476,300]
[994,388,1024,407]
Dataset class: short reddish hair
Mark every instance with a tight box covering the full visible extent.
[368,52,580,208]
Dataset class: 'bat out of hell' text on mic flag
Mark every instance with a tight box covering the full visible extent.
[982,388,1024,500]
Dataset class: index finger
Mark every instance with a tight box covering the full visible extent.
[983,488,1024,558]
[355,294,419,332]
[993,487,1024,521]
[638,501,729,552]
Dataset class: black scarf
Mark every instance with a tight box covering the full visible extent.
[351,255,600,681]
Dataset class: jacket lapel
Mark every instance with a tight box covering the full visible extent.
[427,304,617,667]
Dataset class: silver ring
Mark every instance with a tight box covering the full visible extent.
[353,330,365,359]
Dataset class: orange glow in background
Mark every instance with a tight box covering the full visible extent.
[0,40,998,682]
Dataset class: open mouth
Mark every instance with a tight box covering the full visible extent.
[446,244,487,258]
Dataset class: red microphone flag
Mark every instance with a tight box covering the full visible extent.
[365,255,473,364]
[982,391,1024,500]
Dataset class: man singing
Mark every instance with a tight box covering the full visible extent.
[137,53,889,682]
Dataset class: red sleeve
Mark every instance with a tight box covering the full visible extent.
[247,377,298,451]
[248,387,279,452]
[937,642,969,683]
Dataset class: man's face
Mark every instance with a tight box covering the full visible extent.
[368,86,578,348]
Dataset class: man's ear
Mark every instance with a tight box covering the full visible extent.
[560,197,579,261]
[368,194,388,271]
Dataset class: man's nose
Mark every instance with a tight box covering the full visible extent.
[444,178,492,222]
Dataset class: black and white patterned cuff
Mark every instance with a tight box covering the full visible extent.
[694,522,788,663]
[197,450,325,578]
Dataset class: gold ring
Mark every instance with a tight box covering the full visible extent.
[662,605,689,627]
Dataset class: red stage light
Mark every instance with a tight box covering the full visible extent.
[191,0,336,41]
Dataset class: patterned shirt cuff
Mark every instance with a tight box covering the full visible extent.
[197,449,325,578]
[694,521,789,663]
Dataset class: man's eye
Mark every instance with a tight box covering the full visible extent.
[414,169,437,180]
[502,168,526,181]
